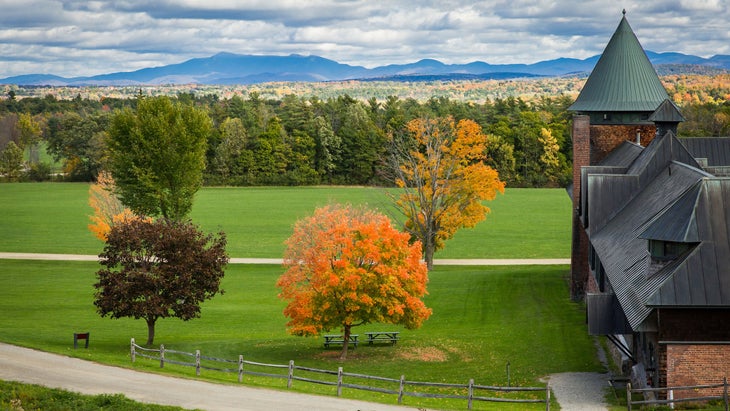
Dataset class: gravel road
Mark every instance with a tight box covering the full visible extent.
[548,372,609,411]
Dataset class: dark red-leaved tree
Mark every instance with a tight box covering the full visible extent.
[94,218,228,345]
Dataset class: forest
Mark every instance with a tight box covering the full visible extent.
[1,73,729,188]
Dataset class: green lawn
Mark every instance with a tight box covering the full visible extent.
[0,380,193,411]
[0,259,599,410]
[0,183,571,259]
[0,183,584,409]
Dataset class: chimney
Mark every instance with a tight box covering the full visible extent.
[572,115,590,209]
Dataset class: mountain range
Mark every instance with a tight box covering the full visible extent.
[2,51,729,86]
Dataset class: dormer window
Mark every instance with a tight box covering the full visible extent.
[648,240,693,261]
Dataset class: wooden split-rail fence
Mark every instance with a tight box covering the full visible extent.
[130,338,551,410]
[626,379,730,411]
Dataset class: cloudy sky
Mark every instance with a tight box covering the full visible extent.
[1,0,729,78]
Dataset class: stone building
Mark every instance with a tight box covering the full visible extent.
[568,11,730,396]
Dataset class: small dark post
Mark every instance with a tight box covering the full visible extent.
[723,377,728,411]
[73,332,89,349]
[506,361,511,387]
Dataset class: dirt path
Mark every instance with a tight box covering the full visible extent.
[0,343,414,411]
[0,252,570,266]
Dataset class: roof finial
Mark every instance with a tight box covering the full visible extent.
[622,9,626,16]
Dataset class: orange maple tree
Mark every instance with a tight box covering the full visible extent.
[388,117,505,269]
[276,204,432,360]
[88,171,145,241]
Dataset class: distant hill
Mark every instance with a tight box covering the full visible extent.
[2,51,728,86]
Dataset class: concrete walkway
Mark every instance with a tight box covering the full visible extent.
[0,252,570,266]
[0,343,414,411]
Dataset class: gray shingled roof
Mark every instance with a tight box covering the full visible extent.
[646,179,730,307]
[585,132,712,330]
[591,163,704,329]
[679,137,730,167]
[568,14,669,112]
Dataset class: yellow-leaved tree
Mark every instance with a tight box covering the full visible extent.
[88,171,144,241]
[388,117,505,269]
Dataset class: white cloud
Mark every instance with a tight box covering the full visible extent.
[0,0,729,77]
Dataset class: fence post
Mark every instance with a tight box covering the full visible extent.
[669,389,674,410]
[195,350,201,376]
[467,378,474,410]
[238,355,243,383]
[287,360,294,389]
[159,344,165,368]
[130,338,136,363]
[337,367,343,397]
[626,382,632,411]
[724,377,728,411]
[398,375,405,404]
[546,382,551,411]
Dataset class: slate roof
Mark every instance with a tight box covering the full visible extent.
[679,137,730,167]
[569,13,670,113]
[583,132,718,330]
[645,179,730,307]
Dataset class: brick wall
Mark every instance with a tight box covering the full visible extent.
[570,115,590,301]
[665,344,730,399]
[590,124,656,164]
[658,309,730,398]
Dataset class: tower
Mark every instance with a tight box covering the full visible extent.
[568,11,677,300]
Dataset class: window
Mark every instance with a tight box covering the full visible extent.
[648,240,694,261]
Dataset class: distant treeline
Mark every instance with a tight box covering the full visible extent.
[1,86,729,187]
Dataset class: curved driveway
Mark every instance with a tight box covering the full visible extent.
[0,343,413,411]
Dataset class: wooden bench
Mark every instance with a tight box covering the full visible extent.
[365,331,399,345]
[73,332,90,349]
[323,334,358,348]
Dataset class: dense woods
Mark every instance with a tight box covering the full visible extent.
[1,74,729,188]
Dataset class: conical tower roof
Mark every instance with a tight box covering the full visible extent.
[569,11,669,112]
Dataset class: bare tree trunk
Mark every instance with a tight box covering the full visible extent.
[339,324,352,360]
[146,317,156,346]
[423,240,435,270]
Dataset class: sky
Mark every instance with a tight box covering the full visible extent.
[1,0,729,78]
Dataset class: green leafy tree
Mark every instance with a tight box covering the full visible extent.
[212,117,248,182]
[0,141,24,181]
[46,113,109,181]
[94,218,228,346]
[16,112,42,164]
[108,96,211,220]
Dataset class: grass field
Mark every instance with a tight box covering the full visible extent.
[0,183,571,259]
[0,183,587,409]
[0,258,600,410]
[0,380,190,411]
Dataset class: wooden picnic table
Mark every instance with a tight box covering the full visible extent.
[323,334,359,348]
[364,331,399,345]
